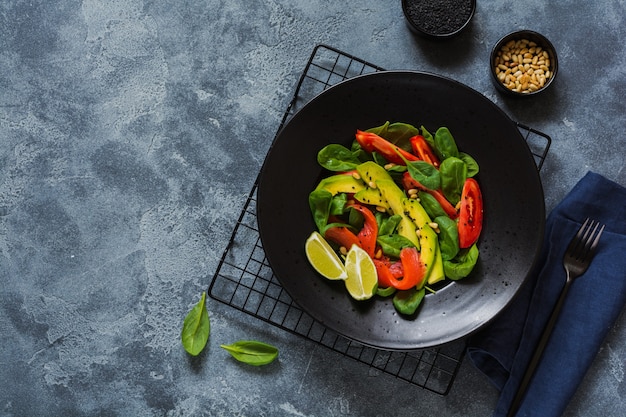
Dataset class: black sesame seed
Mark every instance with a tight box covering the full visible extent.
[405,0,473,35]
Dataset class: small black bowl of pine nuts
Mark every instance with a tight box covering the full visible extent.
[490,30,558,97]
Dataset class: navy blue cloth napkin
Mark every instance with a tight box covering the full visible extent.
[467,171,626,417]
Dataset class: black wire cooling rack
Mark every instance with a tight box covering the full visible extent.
[208,44,551,395]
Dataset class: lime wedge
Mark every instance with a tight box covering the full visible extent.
[344,244,378,301]
[305,231,348,281]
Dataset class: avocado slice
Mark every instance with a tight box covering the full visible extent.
[402,196,432,229]
[354,187,390,209]
[315,174,366,196]
[417,222,437,287]
[352,161,394,210]
[356,161,393,185]
[403,198,442,286]
[428,242,446,285]
[376,179,420,248]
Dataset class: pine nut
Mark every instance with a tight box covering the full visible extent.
[493,36,555,94]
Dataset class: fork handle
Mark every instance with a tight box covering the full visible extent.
[506,276,573,417]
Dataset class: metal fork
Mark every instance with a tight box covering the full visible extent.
[507,218,605,417]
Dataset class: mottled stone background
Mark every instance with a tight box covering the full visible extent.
[1,1,624,416]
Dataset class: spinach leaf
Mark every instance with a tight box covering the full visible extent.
[220,340,279,366]
[376,286,397,297]
[350,140,373,163]
[406,160,441,190]
[434,127,459,160]
[377,233,416,258]
[320,222,358,237]
[420,125,436,149]
[439,157,467,206]
[386,164,408,175]
[317,144,362,172]
[368,121,419,151]
[434,215,460,260]
[348,206,364,230]
[393,287,426,315]
[181,292,210,356]
[329,193,348,216]
[372,151,389,167]
[418,191,447,219]
[459,152,479,177]
[308,189,332,233]
[378,214,402,235]
[443,244,479,280]
[366,120,390,137]
[385,122,419,150]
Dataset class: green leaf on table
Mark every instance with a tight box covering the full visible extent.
[181,291,210,356]
[220,340,279,366]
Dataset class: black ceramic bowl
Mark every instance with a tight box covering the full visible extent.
[257,71,545,350]
[401,0,476,39]
[490,30,558,97]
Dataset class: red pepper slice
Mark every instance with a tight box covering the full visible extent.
[324,226,361,251]
[355,130,419,165]
[382,247,426,290]
[458,178,484,248]
[373,259,395,288]
[401,172,458,219]
[401,247,427,289]
[323,203,379,257]
[428,189,459,219]
[388,260,404,278]
[346,202,378,257]
[409,135,440,167]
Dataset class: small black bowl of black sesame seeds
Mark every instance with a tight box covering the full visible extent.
[402,0,476,39]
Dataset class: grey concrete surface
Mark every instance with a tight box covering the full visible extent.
[1,1,625,416]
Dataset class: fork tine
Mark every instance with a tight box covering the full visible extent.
[566,218,605,263]
[578,220,598,257]
[581,222,605,264]
[565,218,590,259]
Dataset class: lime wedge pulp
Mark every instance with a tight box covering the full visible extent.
[344,244,378,301]
[305,231,348,281]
